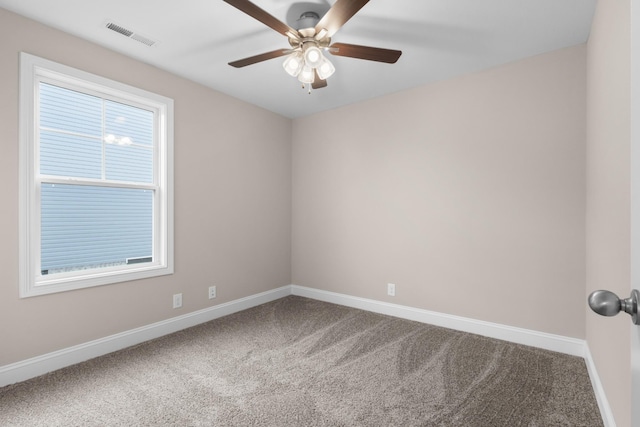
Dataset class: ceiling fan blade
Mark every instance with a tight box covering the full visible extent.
[312,69,328,89]
[315,0,369,37]
[228,49,291,68]
[329,42,402,64]
[312,80,328,89]
[223,0,298,37]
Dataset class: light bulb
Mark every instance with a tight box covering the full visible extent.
[304,46,323,68]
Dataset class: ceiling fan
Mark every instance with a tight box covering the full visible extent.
[223,0,402,90]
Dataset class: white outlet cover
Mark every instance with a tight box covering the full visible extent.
[173,293,182,308]
[387,283,396,296]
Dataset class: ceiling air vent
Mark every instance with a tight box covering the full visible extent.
[105,22,157,47]
[130,33,156,47]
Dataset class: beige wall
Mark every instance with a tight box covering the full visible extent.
[292,45,587,338]
[1,4,630,423]
[586,0,632,425]
[0,8,292,366]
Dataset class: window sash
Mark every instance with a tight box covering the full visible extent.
[36,78,158,185]
[38,182,156,279]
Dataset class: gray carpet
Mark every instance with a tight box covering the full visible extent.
[0,296,603,426]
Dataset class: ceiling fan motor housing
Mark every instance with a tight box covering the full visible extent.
[296,11,320,31]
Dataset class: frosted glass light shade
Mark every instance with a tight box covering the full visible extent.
[298,65,315,84]
[282,52,303,77]
[304,46,323,68]
[316,57,335,80]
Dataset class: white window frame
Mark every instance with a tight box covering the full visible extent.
[19,52,174,298]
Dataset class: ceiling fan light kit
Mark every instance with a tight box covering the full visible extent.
[223,0,402,92]
[282,43,335,83]
[284,43,336,87]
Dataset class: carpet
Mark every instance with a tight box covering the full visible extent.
[0,296,603,426]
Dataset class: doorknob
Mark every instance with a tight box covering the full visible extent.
[588,289,640,325]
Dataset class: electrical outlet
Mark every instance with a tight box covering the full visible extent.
[173,293,182,309]
[208,286,217,299]
[387,283,396,297]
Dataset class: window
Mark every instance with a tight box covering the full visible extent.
[19,53,173,297]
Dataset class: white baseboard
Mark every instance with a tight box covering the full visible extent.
[583,344,617,427]
[291,285,586,356]
[0,283,614,427]
[0,286,290,387]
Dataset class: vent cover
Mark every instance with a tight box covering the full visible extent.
[130,33,156,47]
[105,22,133,37]
[105,22,157,47]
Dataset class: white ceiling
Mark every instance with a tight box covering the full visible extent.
[0,0,596,118]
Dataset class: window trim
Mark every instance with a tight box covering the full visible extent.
[19,52,174,298]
